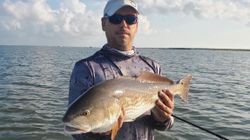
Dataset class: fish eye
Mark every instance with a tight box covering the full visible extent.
[81,110,90,116]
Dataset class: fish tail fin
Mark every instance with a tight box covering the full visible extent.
[180,88,188,102]
[178,74,192,103]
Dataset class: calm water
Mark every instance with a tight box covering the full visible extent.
[0,45,249,140]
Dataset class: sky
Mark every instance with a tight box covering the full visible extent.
[0,0,250,49]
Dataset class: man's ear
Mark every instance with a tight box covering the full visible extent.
[101,17,107,31]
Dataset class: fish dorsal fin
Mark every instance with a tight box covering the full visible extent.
[136,71,174,84]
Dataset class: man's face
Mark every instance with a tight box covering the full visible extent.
[102,6,138,51]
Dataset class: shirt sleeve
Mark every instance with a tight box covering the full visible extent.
[68,60,93,105]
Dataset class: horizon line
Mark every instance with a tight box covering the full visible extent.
[0,44,249,51]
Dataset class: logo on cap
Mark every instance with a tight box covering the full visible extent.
[129,0,136,7]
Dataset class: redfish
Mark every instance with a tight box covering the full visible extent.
[63,71,192,140]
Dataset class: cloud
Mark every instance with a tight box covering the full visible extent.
[4,0,54,23]
[138,0,250,23]
[0,0,156,46]
[1,0,250,46]
[138,15,157,35]
[0,0,102,46]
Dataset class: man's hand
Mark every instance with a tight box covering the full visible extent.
[151,90,174,122]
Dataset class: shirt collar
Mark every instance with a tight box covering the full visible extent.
[102,44,138,57]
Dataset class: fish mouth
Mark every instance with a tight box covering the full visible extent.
[64,123,91,134]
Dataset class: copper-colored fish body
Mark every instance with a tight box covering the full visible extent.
[63,72,192,139]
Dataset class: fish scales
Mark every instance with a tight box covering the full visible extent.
[63,71,192,139]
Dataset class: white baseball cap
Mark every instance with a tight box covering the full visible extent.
[104,0,138,16]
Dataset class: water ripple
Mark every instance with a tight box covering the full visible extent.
[1,46,250,140]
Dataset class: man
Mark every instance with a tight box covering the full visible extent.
[68,0,175,139]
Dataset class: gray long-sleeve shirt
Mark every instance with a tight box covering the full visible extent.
[68,45,174,140]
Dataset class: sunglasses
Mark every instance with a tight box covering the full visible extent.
[107,14,138,25]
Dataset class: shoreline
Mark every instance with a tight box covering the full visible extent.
[0,45,249,51]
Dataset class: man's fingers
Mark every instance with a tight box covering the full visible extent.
[152,90,175,122]
[158,90,174,109]
[155,99,173,115]
[162,89,174,100]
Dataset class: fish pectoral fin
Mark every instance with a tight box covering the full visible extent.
[137,71,174,84]
[118,107,125,128]
[111,108,125,140]
[111,122,119,140]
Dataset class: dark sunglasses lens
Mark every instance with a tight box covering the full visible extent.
[125,15,137,25]
[109,14,137,25]
[109,15,123,24]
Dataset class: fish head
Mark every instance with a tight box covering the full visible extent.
[63,105,94,134]
[63,92,121,134]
